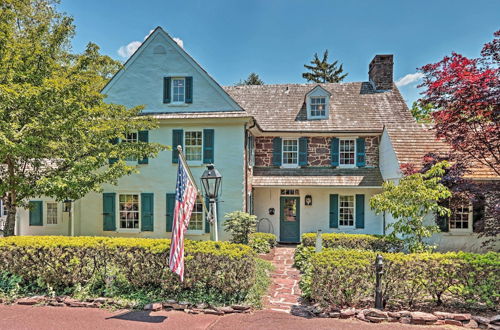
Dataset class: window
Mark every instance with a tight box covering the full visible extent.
[450,203,472,231]
[339,139,356,166]
[282,139,298,166]
[185,131,203,162]
[123,132,138,161]
[188,200,204,231]
[339,195,355,226]
[310,97,326,117]
[281,189,299,196]
[172,78,185,103]
[46,202,58,225]
[0,200,7,217]
[119,194,139,229]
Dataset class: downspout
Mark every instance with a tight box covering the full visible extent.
[244,120,257,213]
[383,211,386,236]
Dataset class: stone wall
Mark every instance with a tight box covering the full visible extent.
[254,136,379,167]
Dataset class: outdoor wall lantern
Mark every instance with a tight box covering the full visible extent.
[200,164,222,241]
[305,195,312,206]
[268,208,275,215]
[63,199,73,213]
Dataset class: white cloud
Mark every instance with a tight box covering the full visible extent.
[173,37,184,48]
[117,30,184,59]
[395,72,425,87]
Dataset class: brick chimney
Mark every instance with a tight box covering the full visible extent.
[369,55,393,90]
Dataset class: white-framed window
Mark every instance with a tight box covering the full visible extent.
[339,139,356,166]
[310,97,326,117]
[0,200,7,217]
[450,203,473,232]
[123,132,138,161]
[184,130,203,163]
[339,195,355,227]
[46,202,58,225]
[188,200,204,232]
[118,194,140,229]
[172,78,186,103]
[281,189,300,196]
[282,139,298,167]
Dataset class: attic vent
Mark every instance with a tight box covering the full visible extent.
[285,86,289,94]
[153,45,166,54]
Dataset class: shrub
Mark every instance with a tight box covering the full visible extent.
[0,236,257,303]
[293,244,315,272]
[303,248,499,309]
[301,233,403,252]
[224,211,257,244]
[248,233,277,254]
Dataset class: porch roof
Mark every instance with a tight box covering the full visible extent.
[252,167,383,187]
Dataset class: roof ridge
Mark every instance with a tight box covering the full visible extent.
[223,82,365,89]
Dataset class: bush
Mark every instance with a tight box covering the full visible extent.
[293,245,315,272]
[301,233,403,252]
[0,236,257,304]
[224,211,257,244]
[303,248,499,309]
[248,233,277,254]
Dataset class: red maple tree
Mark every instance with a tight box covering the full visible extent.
[419,30,500,176]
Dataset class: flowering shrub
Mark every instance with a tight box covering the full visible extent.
[248,233,277,254]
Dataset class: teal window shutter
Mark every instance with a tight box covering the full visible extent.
[108,137,119,165]
[298,137,308,166]
[29,201,43,226]
[172,129,183,163]
[185,77,193,103]
[102,193,116,231]
[436,199,449,232]
[331,138,339,166]
[356,138,366,167]
[138,131,149,164]
[205,197,210,233]
[329,194,339,228]
[163,77,171,103]
[355,194,365,229]
[141,193,154,231]
[166,193,175,232]
[272,137,282,166]
[203,129,214,164]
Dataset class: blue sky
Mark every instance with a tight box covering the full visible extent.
[59,0,499,106]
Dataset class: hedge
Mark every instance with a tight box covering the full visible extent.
[249,233,277,254]
[301,233,403,252]
[304,248,500,309]
[0,236,256,299]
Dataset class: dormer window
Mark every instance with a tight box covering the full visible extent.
[172,78,186,103]
[306,85,330,119]
[310,97,326,117]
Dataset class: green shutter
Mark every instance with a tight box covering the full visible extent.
[163,77,171,103]
[329,194,339,228]
[331,138,339,166]
[472,197,485,233]
[355,194,365,229]
[185,77,193,103]
[103,193,116,231]
[356,138,366,167]
[272,137,282,166]
[298,137,308,166]
[138,130,149,164]
[172,129,183,163]
[141,193,154,231]
[203,129,214,164]
[29,201,43,226]
[166,193,175,232]
[436,199,449,232]
[108,137,119,165]
[205,197,210,233]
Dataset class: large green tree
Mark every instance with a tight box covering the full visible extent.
[0,0,165,236]
[302,50,348,83]
[236,72,264,86]
[370,162,452,252]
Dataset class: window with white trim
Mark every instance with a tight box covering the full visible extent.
[281,189,300,196]
[123,132,138,161]
[339,195,355,226]
[119,194,140,229]
[172,78,186,103]
[450,203,472,231]
[282,139,298,166]
[46,202,58,225]
[184,131,203,162]
[339,139,356,166]
[310,97,326,117]
[188,200,204,231]
[0,200,7,217]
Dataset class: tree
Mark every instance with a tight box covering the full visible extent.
[418,30,500,176]
[224,211,257,244]
[370,162,452,252]
[302,50,348,83]
[410,101,435,123]
[236,73,264,86]
[0,0,166,236]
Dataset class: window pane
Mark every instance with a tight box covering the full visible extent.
[340,139,355,165]
[450,204,470,229]
[339,195,354,226]
[310,97,326,117]
[172,78,185,102]
[188,200,203,230]
[282,139,298,165]
[119,194,140,229]
[47,203,58,224]
[185,131,203,161]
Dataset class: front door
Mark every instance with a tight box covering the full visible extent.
[280,197,300,243]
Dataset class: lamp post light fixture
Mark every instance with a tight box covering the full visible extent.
[63,199,73,213]
[200,164,222,241]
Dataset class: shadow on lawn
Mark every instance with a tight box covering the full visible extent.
[106,310,167,323]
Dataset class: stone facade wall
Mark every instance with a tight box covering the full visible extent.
[254,136,379,167]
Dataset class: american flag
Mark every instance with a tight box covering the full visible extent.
[169,157,198,281]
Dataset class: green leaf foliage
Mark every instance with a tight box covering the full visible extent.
[224,211,258,244]
[248,233,277,254]
[302,50,348,83]
[236,73,264,86]
[300,233,404,253]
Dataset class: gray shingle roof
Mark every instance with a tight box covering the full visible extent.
[142,111,250,120]
[223,82,415,132]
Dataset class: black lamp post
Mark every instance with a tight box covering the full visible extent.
[63,199,73,213]
[200,164,222,241]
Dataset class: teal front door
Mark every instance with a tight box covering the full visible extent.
[280,197,300,243]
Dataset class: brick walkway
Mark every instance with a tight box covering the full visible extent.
[263,246,302,313]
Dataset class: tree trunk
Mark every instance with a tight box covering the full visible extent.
[3,193,17,237]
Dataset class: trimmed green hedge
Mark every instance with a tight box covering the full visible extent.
[249,233,277,254]
[0,236,256,301]
[301,233,403,252]
[303,248,499,309]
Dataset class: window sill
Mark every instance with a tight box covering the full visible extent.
[281,164,300,169]
[116,229,141,233]
[339,165,356,169]
[307,116,328,120]
[168,103,189,107]
[443,231,474,236]
[187,161,204,167]
[187,230,205,235]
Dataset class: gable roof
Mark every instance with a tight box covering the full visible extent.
[223,82,415,132]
